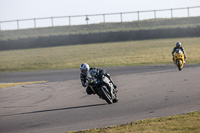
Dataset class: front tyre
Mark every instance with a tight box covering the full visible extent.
[113,97,118,103]
[99,86,113,104]
[178,61,182,71]
[113,89,118,103]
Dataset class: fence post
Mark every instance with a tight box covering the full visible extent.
[69,16,71,26]
[103,14,105,23]
[0,22,1,30]
[17,20,19,30]
[154,10,156,20]
[137,11,140,21]
[187,7,190,18]
[120,13,123,23]
[51,17,54,27]
[171,9,173,18]
[34,18,36,28]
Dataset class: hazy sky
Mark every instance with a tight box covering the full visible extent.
[1,0,200,21]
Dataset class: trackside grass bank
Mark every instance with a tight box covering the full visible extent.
[68,111,200,133]
[1,17,200,41]
[0,37,200,72]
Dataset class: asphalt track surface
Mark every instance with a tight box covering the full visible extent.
[0,64,200,133]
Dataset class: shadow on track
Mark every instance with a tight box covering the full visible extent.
[1,103,107,117]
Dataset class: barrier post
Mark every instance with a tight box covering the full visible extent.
[120,13,123,23]
[171,9,173,18]
[103,14,105,23]
[51,17,54,27]
[34,18,36,28]
[154,10,156,19]
[17,20,19,30]
[187,7,190,18]
[69,16,71,26]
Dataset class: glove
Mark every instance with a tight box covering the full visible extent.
[102,70,108,75]
[106,73,111,79]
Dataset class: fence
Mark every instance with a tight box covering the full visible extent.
[0,6,200,30]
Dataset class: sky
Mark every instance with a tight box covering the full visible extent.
[1,0,200,21]
[0,0,200,30]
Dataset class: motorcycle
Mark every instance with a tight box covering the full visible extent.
[86,69,118,104]
[174,49,185,71]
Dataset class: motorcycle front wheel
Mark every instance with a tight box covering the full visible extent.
[178,61,182,71]
[113,97,118,103]
[99,86,113,104]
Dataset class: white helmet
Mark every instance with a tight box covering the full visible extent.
[80,63,90,73]
[176,42,181,48]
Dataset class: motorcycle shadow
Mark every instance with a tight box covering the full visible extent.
[2,103,107,117]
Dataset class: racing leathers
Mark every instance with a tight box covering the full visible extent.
[172,46,186,62]
[80,67,117,95]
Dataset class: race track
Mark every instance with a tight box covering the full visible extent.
[0,64,200,133]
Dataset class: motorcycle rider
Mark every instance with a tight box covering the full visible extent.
[80,63,117,95]
[172,42,186,63]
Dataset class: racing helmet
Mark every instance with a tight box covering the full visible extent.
[80,63,90,73]
[176,42,181,48]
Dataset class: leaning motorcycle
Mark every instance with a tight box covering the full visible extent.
[174,49,185,71]
[86,69,118,104]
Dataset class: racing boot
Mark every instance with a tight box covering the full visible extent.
[184,56,186,64]
[172,57,175,64]
[86,87,95,95]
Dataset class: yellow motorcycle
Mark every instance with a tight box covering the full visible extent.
[174,49,185,71]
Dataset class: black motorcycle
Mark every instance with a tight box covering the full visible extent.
[86,69,118,104]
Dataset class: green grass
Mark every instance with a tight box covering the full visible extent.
[0,17,200,41]
[0,37,200,72]
[68,111,200,133]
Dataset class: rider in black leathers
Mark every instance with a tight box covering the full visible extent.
[80,63,117,95]
[172,42,186,63]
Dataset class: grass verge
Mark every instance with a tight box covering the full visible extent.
[0,37,200,72]
[68,111,200,133]
[0,81,46,89]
